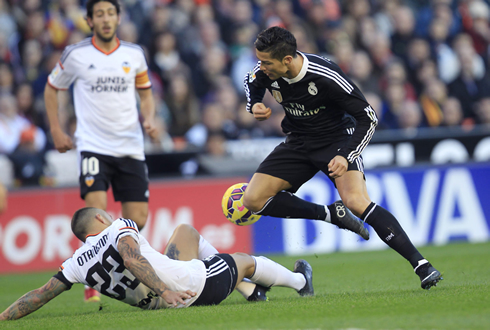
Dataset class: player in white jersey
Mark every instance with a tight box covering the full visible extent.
[44,0,155,229]
[0,207,314,320]
[43,0,156,302]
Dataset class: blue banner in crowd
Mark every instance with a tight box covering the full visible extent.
[252,163,490,255]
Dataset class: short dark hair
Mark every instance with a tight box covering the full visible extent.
[86,0,121,19]
[254,26,297,61]
[71,207,99,241]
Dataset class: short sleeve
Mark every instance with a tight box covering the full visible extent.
[48,59,77,90]
[56,257,78,287]
[113,218,140,246]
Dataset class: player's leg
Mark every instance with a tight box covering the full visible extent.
[163,224,266,301]
[243,140,368,239]
[336,171,442,289]
[84,191,108,209]
[121,202,148,231]
[164,224,201,260]
[112,157,149,229]
[243,140,333,220]
[230,253,313,296]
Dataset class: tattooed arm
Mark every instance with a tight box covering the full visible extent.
[0,277,68,320]
[117,236,196,307]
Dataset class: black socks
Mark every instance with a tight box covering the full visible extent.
[255,191,326,220]
[361,202,423,268]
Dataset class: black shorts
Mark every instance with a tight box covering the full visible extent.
[256,134,364,193]
[192,254,238,307]
[79,151,149,202]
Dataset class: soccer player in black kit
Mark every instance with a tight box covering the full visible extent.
[243,26,442,290]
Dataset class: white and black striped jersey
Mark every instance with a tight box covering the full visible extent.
[244,51,378,163]
[54,218,206,309]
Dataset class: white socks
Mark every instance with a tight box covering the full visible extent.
[250,256,305,291]
[197,235,219,260]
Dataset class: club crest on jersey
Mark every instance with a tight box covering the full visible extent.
[272,90,283,103]
[122,62,131,74]
[308,82,318,95]
[85,176,95,187]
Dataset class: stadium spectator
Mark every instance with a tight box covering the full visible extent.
[390,5,416,61]
[118,20,139,44]
[441,96,464,127]
[0,94,46,186]
[428,15,459,84]
[0,0,17,39]
[415,0,462,39]
[475,96,490,125]
[419,77,447,127]
[229,22,259,91]
[414,59,439,92]
[0,208,313,320]
[448,46,490,121]
[15,82,45,131]
[452,33,486,80]
[397,99,424,131]
[366,30,394,74]
[349,50,380,95]
[0,61,14,94]
[186,101,229,148]
[464,0,490,56]
[405,38,432,93]
[150,31,189,89]
[164,73,200,137]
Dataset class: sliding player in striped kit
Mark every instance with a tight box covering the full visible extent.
[243,26,442,290]
[0,208,313,320]
[44,0,157,302]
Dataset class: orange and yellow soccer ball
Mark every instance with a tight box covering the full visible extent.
[221,183,261,226]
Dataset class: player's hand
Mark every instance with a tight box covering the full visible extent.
[143,117,160,142]
[328,155,348,179]
[161,289,196,307]
[252,103,272,121]
[51,129,73,153]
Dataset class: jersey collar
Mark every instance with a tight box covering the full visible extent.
[282,51,308,84]
[91,36,121,55]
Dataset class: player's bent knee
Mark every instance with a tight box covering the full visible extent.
[173,224,200,241]
[230,253,255,270]
[242,193,264,212]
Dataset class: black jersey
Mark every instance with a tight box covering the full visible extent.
[244,52,378,163]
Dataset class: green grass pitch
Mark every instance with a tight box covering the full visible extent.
[1,242,489,329]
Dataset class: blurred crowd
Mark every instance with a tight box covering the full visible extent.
[1,0,490,186]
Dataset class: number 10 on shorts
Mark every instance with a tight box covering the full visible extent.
[82,157,100,175]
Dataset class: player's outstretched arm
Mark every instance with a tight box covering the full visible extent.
[117,236,196,307]
[0,277,68,321]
